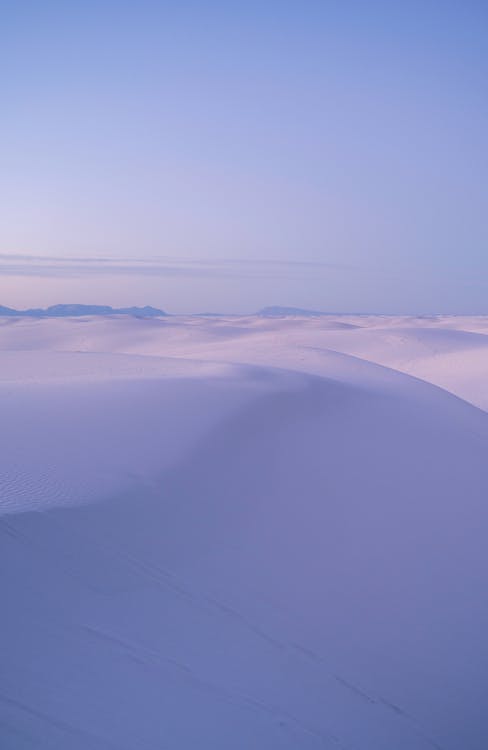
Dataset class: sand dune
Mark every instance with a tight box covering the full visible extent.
[1,314,487,748]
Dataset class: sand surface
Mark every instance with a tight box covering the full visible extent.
[1,313,487,748]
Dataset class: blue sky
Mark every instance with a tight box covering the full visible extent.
[1,1,487,313]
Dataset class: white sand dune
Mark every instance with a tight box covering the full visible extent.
[0,314,487,749]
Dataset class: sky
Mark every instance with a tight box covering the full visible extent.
[1,1,487,313]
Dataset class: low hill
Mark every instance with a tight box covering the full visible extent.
[0,303,166,318]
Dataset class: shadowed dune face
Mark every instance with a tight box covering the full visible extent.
[0,314,487,749]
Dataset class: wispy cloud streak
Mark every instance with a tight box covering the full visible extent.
[0,254,346,280]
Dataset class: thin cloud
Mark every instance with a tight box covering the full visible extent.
[0,253,347,280]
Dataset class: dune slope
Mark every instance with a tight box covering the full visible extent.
[0,314,487,749]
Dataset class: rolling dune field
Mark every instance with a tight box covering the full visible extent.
[1,313,487,749]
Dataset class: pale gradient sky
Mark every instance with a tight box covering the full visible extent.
[1,1,487,313]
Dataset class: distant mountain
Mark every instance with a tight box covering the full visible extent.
[0,305,19,316]
[0,304,167,318]
[258,306,328,317]
[0,303,334,319]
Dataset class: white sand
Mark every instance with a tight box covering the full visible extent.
[0,313,487,749]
